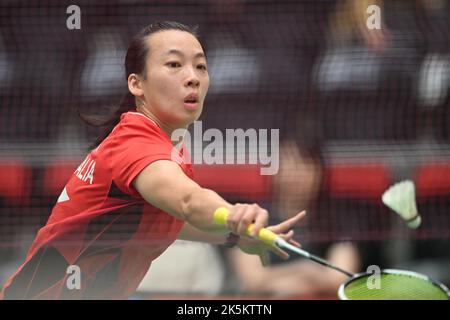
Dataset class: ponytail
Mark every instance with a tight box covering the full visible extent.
[78,91,136,149]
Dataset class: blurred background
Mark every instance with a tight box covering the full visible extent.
[0,0,449,299]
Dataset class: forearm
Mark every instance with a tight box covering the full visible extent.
[178,222,229,244]
[181,187,233,233]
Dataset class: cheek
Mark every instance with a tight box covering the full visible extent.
[148,74,177,105]
[202,76,210,97]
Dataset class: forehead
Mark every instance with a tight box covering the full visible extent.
[146,30,205,59]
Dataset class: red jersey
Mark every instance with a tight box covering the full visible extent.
[1,111,192,299]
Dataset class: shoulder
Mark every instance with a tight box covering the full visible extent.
[119,111,162,133]
[108,111,172,144]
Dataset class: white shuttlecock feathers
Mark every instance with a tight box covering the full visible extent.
[382,180,421,229]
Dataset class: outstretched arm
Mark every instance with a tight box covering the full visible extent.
[133,160,269,236]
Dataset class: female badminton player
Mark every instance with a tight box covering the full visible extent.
[0,21,304,299]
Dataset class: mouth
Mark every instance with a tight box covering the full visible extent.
[183,93,200,110]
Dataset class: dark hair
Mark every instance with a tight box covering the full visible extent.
[78,21,199,148]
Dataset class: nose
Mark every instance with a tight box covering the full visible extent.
[185,67,200,88]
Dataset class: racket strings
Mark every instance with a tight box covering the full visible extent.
[344,273,449,300]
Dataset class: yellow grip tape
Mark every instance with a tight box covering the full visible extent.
[213,207,230,226]
[213,207,278,246]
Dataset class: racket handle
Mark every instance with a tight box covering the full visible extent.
[213,207,279,246]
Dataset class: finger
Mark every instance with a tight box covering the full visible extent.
[279,230,294,242]
[288,239,302,248]
[278,230,301,246]
[228,204,245,233]
[277,229,302,248]
[251,206,269,237]
[237,205,257,236]
[269,210,306,234]
[258,250,270,267]
[269,245,290,260]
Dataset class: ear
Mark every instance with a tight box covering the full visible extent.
[128,73,144,97]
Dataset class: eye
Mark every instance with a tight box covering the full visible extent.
[166,61,181,68]
[197,64,207,71]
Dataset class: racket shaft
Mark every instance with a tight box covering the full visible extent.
[277,239,354,277]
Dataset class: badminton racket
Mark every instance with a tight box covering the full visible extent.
[214,207,450,300]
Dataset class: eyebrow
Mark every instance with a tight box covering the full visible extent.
[165,49,206,59]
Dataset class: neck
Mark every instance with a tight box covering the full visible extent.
[136,104,188,146]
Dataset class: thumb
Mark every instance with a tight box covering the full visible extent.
[258,250,270,267]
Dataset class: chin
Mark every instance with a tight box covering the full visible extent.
[182,117,199,128]
[184,110,202,123]
[173,116,199,129]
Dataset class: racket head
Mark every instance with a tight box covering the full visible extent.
[338,269,450,300]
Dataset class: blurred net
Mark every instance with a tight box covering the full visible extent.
[0,0,449,292]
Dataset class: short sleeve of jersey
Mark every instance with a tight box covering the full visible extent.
[107,114,175,197]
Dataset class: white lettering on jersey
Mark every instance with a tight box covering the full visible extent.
[74,155,96,185]
[84,161,95,184]
[75,156,89,179]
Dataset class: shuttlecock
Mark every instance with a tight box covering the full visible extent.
[382,180,421,229]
